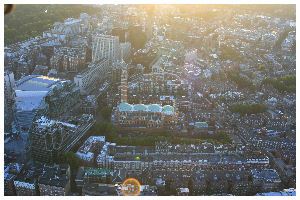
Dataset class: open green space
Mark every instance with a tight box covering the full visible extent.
[230,103,267,115]
[5,4,100,45]
[262,75,296,93]
[88,122,232,146]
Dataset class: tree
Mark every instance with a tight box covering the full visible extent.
[62,152,80,170]
[262,75,296,93]
[100,106,112,121]
[230,103,267,115]
[188,178,194,195]
[5,5,100,45]
[227,71,254,90]
[219,45,243,62]
[258,64,266,71]
[105,174,112,184]
[128,28,147,49]
[227,180,234,194]
[175,87,186,97]
[165,178,172,193]
[205,179,213,195]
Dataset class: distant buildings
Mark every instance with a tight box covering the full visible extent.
[5,163,70,196]
[14,170,37,195]
[4,4,296,196]
[50,46,86,73]
[4,163,24,195]
[92,34,120,63]
[38,164,70,196]
[251,169,281,191]
[75,165,125,195]
[4,173,17,195]
[43,15,90,43]
[128,72,185,96]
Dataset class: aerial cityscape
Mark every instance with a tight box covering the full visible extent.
[4,4,296,196]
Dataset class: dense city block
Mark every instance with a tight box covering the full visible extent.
[4,4,296,196]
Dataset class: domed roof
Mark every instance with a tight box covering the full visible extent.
[133,104,148,112]
[162,105,175,115]
[148,104,162,112]
[118,102,133,112]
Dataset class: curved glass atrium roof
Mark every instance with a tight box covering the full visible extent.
[118,102,133,112]
[133,104,148,112]
[15,75,63,111]
[162,105,175,115]
[118,102,174,114]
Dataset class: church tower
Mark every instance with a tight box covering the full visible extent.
[120,64,128,103]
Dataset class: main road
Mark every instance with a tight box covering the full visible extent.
[61,119,96,152]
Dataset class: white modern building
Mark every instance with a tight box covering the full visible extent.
[76,136,106,164]
[14,75,72,130]
[92,34,120,63]
[74,59,110,95]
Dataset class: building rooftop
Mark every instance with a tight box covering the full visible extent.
[133,104,148,112]
[251,169,281,183]
[38,164,69,188]
[162,105,175,115]
[148,104,163,112]
[15,75,66,111]
[16,75,61,91]
[82,183,117,196]
[195,122,209,129]
[84,168,112,177]
[118,102,175,115]
[256,188,296,196]
[118,102,133,112]
[35,116,77,130]
[76,136,106,162]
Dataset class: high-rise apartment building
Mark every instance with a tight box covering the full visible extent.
[92,34,120,63]
[74,59,110,95]
[30,114,94,163]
